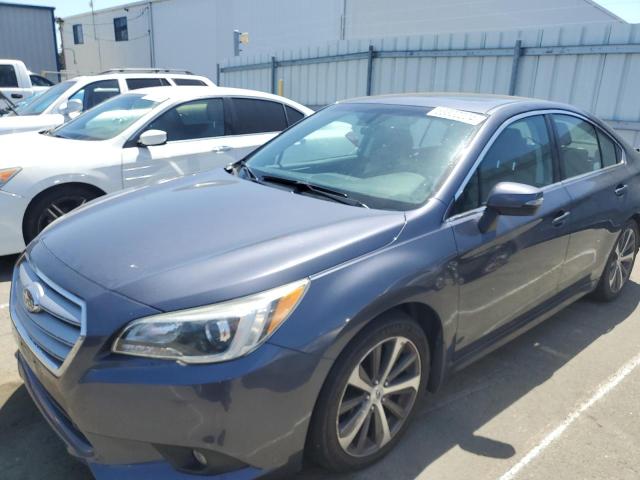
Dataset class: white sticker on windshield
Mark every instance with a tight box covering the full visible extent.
[427,106,486,125]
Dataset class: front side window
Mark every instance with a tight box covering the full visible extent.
[245,103,481,210]
[73,24,84,45]
[231,98,288,134]
[70,79,120,111]
[114,17,128,41]
[457,115,553,212]
[0,65,18,88]
[146,98,225,142]
[14,80,76,116]
[553,114,602,179]
[51,94,161,141]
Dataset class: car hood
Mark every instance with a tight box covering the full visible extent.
[0,131,98,169]
[39,170,406,311]
[0,114,63,135]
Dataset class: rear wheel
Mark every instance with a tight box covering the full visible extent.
[593,220,638,301]
[308,313,429,472]
[23,186,102,244]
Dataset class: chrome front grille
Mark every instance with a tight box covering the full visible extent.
[11,257,86,375]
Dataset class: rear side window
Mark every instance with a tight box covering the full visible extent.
[553,115,603,179]
[0,65,18,88]
[231,98,288,134]
[597,130,621,168]
[126,78,170,90]
[70,79,121,111]
[457,115,553,212]
[172,78,207,86]
[146,98,225,141]
[285,105,305,126]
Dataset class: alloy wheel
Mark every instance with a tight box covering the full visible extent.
[336,336,421,458]
[36,195,89,234]
[609,227,636,293]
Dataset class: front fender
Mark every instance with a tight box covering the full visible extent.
[268,223,459,388]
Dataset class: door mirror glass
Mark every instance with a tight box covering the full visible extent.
[479,182,543,232]
[59,98,83,116]
[139,129,167,147]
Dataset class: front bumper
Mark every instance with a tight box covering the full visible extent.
[0,189,28,256]
[11,242,333,479]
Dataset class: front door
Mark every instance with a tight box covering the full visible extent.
[121,97,236,189]
[450,114,573,354]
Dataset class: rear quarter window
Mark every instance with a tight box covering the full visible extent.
[172,78,207,86]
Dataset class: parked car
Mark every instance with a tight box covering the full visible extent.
[0,59,52,104]
[0,86,312,256]
[0,68,215,135]
[10,94,640,479]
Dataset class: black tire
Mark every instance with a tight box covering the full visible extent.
[23,185,102,244]
[592,220,638,302]
[307,312,429,472]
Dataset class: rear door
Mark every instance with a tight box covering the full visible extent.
[121,97,232,188]
[223,97,291,160]
[450,113,573,355]
[551,113,630,290]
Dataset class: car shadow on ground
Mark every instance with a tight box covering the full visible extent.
[0,255,17,282]
[0,251,638,479]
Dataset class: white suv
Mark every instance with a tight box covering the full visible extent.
[0,86,312,256]
[0,69,215,135]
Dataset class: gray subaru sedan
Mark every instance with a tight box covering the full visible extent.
[10,93,640,479]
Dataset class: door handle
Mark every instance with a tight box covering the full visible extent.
[552,210,571,226]
[615,184,628,196]
[11,93,23,99]
[212,145,231,153]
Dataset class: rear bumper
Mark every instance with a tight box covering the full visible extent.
[0,189,28,256]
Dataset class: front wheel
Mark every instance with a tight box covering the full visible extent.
[307,313,429,472]
[593,220,638,301]
[23,186,102,244]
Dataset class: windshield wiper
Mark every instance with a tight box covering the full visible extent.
[261,174,369,208]
[0,92,18,116]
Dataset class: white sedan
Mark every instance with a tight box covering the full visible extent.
[0,86,312,256]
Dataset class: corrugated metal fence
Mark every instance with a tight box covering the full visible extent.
[218,22,640,147]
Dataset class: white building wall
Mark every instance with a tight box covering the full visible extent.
[62,0,622,80]
[61,1,152,76]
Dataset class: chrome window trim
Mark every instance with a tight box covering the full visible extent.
[449,108,627,219]
[10,255,87,378]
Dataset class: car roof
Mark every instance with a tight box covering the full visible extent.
[69,72,212,82]
[340,92,579,115]
[128,86,314,112]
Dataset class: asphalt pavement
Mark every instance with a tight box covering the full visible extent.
[1,253,638,480]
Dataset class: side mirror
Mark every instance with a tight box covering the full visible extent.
[138,129,168,147]
[478,182,543,233]
[59,99,83,116]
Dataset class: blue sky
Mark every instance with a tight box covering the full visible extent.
[6,0,640,22]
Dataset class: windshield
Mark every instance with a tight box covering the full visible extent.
[51,93,162,141]
[245,103,483,210]
[14,80,76,116]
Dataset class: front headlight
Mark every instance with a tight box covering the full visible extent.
[0,167,21,188]
[112,279,309,363]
